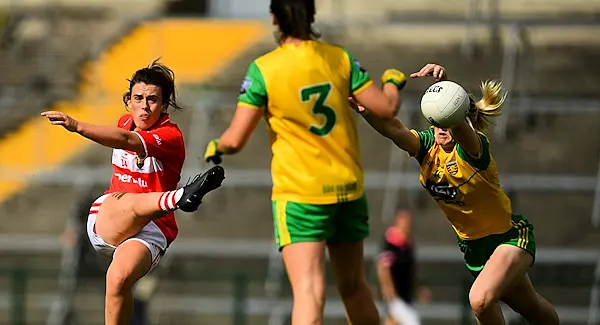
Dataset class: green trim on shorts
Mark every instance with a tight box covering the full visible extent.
[457,214,536,277]
[272,195,370,250]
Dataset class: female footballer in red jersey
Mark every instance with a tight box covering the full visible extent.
[42,60,224,325]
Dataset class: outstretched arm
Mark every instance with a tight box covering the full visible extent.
[450,121,482,158]
[41,111,145,156]
[351,99,420,155]
[355,63,450,156]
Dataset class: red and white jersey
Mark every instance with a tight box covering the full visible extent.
[106,113,185,246]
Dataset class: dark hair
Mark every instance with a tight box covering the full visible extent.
[122,58,183,111]
[270,0,319,42]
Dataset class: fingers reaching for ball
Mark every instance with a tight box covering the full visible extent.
[410,63,446,82]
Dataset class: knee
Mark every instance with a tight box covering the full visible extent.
[106,264,136,295]
[292,274,325,302]
[469,289,497,317]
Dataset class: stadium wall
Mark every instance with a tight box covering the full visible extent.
[0,18,269,205]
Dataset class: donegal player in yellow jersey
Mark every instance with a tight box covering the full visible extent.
[353,63,559,325]
[203,1,406,324]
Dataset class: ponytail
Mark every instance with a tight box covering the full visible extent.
[270,0,320,43]
[467,80,506,131]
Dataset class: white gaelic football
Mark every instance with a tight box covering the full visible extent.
[420,81,470,128]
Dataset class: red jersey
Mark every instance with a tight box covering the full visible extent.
[106,113,185,246]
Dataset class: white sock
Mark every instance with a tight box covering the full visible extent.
[158,188,184,212]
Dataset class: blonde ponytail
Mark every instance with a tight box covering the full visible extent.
[468,80,506,131]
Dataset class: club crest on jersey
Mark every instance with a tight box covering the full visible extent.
[136,156,145,170]
[446,161,459,176]
[240,77,252,94]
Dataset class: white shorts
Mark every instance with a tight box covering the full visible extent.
[86,194,168,273]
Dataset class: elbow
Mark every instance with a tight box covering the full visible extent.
[219,129,249,154]
[227,145,242,154]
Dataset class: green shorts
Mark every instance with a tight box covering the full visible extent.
[457,214,536,278]
[272,195,369,250]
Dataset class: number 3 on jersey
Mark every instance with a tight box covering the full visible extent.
[300,83,336,136]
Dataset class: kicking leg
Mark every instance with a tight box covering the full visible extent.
[95,166,225,246]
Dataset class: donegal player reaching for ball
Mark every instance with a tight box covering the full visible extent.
[203,1,406,324]
[42,60,224,325]
[353,63,559,325]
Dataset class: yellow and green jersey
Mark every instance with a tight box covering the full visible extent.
[238,40,373,204]
[412,128,513,240]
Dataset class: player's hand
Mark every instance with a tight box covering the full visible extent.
[348,97,368,115]
[381,69,407,91]
[410,63,446,82]
[41,111,79,132]
[204,139,223,165]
